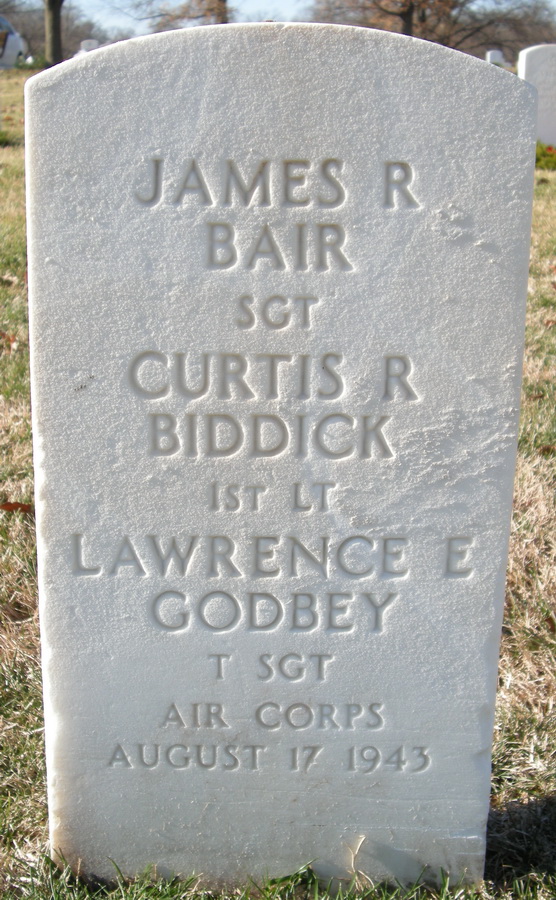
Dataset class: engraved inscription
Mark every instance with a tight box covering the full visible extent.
[132,156,423,275]
[126,350,419,461]
[210,483,267,512]
[134,157,348,210]
[236,294,320,330]
[108,743,267,770]
[293,482,336,512]
[384,163,419,209]
[206,222,353,272]
[146,411,394,460]
[289,746,322,771]
[257,653,334,682]
[446,537,474,577]
[103,696,435,777]
[160,702,229,728]
[383,356,419,401]
[347,745,431,773]
[128,350,346,401]
[208,654,231,680]
[71,533,411,580]
[254,701,384,731]
[106,741,432,774]
[150,589,400,634]
[85,142,455,798]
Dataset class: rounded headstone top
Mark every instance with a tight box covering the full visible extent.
[28,22,533,98]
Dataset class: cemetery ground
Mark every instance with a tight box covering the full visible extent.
[0,66,555,900]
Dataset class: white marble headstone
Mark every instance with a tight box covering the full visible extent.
[80,39,100,53]
[26,24,535,889]
[486,50,510,68]
[518,44,556,144]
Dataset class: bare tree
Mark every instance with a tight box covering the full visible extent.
[0,0,25,14]
[132,0,232,31]
[309,0,556,60]
[44,0,63,64]
[8,2,115,60]
[310,0,458,38]
[45,0,110,64]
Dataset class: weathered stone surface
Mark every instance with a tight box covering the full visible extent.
[518,44,556,144]
[26,24,536,888]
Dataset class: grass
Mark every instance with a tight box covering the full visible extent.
[0,68,555,899]
[535,144,556,171]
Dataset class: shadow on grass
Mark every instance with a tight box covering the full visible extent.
[486,794,556,886]
[0,128,24,147]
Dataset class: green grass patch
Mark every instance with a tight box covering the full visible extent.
[536,143,556,170]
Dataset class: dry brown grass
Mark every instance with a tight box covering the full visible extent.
[482,173,556,889]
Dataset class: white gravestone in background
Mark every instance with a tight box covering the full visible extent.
[26,24,535,888]
[486,50,511,68]
[518,44,556,144]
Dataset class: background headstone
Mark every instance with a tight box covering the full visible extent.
[26,24,536,889]
[74,39,100,56]
[518,44,556,144]
[485,49,511,68]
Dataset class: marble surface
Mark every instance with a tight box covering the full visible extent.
[25,23,536,888]
[518,44,556,144]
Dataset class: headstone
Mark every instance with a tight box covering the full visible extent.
[26,24,536,889]
[518,44,556,144]
[74,39,100,57]
[486,49,510,68]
